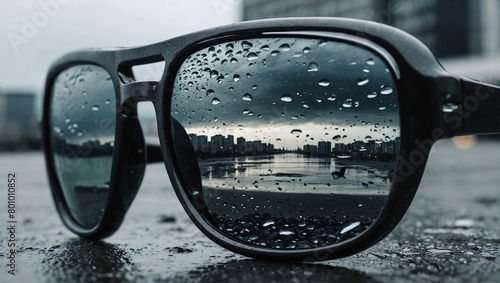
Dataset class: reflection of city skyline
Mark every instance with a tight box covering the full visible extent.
[188,132,399,160]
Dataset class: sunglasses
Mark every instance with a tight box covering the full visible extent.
[42,18,500,261]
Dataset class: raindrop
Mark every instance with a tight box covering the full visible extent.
[211,98,221,105]
[318,41,328,47]
[65,118,71,123]
[378,106,387,110]
[364,136,372,142]
[380,85,394,95]
[210,70,219,78]
[243,109,250,115]
[262,219,274,227]
[332,135,341,141]
[279,43,290,51]
[233,74,241,82]
[206,89,215,96]
[247,52,259,61]
[290,129,302,135]
[318,79,330,87]
[363,68,370,73]
[246,73,252,78]
[362,182,369,188]
[303,47,311,54]
[327,95,336,101]
[280,94,292,102]
[279,229,295,236]
[91,105,99,111]
[307,62,319,72]
[271,50,280,56]
[343,99,353,108]
[357,76,369,86]
[230,58,238,63]
[241,41,253,49]
[340,222,360,234]
[367,91,377,99]
[82,91,87,96]
[105,99,111,104]
[291,115,298,120]
[53,126,61,133]
[252,84,258,89]
[242,93,253,101]
[260,45,270,51]
[302,102,309,108]
[366,58,375,65]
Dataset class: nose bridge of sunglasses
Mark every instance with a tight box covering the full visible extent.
[119,81,160,111]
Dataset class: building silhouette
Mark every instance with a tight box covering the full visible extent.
[243,0,500,59]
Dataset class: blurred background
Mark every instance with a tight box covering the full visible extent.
[1,0,499,151]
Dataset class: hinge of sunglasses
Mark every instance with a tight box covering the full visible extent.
[120,81,160,103]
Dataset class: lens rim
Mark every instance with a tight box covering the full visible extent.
[43,17,463,260]
[166,33,402,250]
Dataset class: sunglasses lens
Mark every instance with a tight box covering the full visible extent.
[49,64,116,229]
[172,37,400,249]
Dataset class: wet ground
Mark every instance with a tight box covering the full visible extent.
[0,138,499,282]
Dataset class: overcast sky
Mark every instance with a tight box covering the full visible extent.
[0,0,242,96]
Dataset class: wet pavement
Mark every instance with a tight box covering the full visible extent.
[0,138,499,282]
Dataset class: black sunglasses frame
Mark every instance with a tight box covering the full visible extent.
[42,17,500,261]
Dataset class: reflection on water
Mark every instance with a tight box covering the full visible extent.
[200,153,393,249]
[171,36,400,249]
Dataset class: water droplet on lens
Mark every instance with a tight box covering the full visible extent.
[242,93,253,101]
[206,89,215,96]
[340,221,360,234]
[357,76,369,86]
[327,95,336,101]
[211,98,221,105]
[210,70,219,78]
[381,85,394,95]
[332,135,341,141]
[65,119,71,123]
[105,99,111,104]
[279,229,295,236]
[247,52,259,61]
[243,109,250,115]
[82,91,87,96]
[279,43,290,51]
[242,40,253,49]
[318,41,328,47]
[281,94,292,102]
[366,58,375,65]
[260,44,270,51]
[271,50,280,56]
[379,106,387,110]
[364,135,372,142]
[233,74,241,82]
[362,182,369,188]
[91,105,99,111]
[367,91,377,99]
[53,126,61,133]
[303,47,311,54]
[307,62,319,72]
[343,99,353,108]
[290,129,302,135]
[262,219,274,227]
[230,58,238,63]
[318,79,330,87]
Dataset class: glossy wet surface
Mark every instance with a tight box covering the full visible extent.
[0,139,498,282]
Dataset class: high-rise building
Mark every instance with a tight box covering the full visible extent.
[0,92,37,140]
[243,0,500,58]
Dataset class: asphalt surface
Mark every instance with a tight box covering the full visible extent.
[0,138,499,282]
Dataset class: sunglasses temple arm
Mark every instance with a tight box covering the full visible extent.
[146,143,164,163]
[458,77,500,136]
